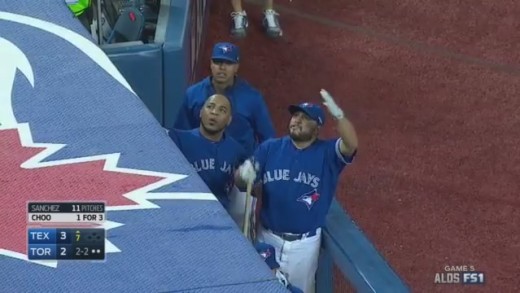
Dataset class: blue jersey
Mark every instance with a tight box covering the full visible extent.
[253,136,355,234]
[169,128,247,209]
[174,77,276,156]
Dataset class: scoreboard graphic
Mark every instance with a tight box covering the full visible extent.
[26,202,106,261]
[27,202,106,224]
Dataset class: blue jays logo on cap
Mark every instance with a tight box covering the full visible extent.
[211,42,240,63]
[259,250,271,259]
[288,102,326,126]
[254,242,280,269]
[220,45,231,53]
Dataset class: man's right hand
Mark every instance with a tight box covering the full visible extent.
[238,159,257,184]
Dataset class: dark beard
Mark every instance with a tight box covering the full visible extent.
[289,131,314,142]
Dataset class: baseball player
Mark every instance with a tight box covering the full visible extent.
[174,42,275,157]
[255,242,304,293]
[169,94,247,211]
[236,89,359,293]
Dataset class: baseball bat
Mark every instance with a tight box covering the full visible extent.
[242,182,253,240]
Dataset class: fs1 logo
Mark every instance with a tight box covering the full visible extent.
[462,272,485,284]
[434,265,485,285]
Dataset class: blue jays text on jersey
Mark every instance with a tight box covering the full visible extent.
[254,136,355,234]
[169,128,247,208]
[174,77,276,156]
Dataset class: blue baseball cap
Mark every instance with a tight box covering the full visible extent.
[211,42,240,63]
[288,102,326,126]
[255,242,280,270]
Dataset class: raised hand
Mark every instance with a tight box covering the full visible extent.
[320,89,344,119]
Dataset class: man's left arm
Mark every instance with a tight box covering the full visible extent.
[336,116,358,156]
[321,89,358,157]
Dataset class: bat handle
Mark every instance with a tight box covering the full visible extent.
[242,182,253,240]
[246,181,253,196]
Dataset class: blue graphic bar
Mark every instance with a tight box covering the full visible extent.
[27,228,105,260]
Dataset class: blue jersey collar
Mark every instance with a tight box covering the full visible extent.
[286,136,320,151]
[192,127,228,144]
[203,76,242,94]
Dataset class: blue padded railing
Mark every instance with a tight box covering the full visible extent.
[316,199,410,292]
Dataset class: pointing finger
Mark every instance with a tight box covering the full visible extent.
[320,89,333,102]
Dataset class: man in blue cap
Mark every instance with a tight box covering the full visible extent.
[174,41,275,157]
[236,89,359,292]
[255,242,304,293]
[174,42,275,230]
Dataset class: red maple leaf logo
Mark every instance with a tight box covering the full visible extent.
[0,127,164,258]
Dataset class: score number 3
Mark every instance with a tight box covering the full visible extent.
[59,231,79,241]
[60,231,68,256]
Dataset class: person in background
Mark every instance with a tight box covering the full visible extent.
[66,0,92,29]
[169,94,247,213]
[255,242,304,293]
[230,0,283,38]
[174,41,275,157]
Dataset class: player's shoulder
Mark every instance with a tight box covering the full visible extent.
[259,136,286,148]
[169,128,199,141]
[234,78,263,98]
[171,128,197,136]
[185,77,210,99]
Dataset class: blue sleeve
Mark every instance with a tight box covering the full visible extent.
[174,93,197,130]
[328,138,356,172]
[252,92,276,143]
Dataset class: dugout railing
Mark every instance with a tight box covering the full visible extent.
[316,199,410,292]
